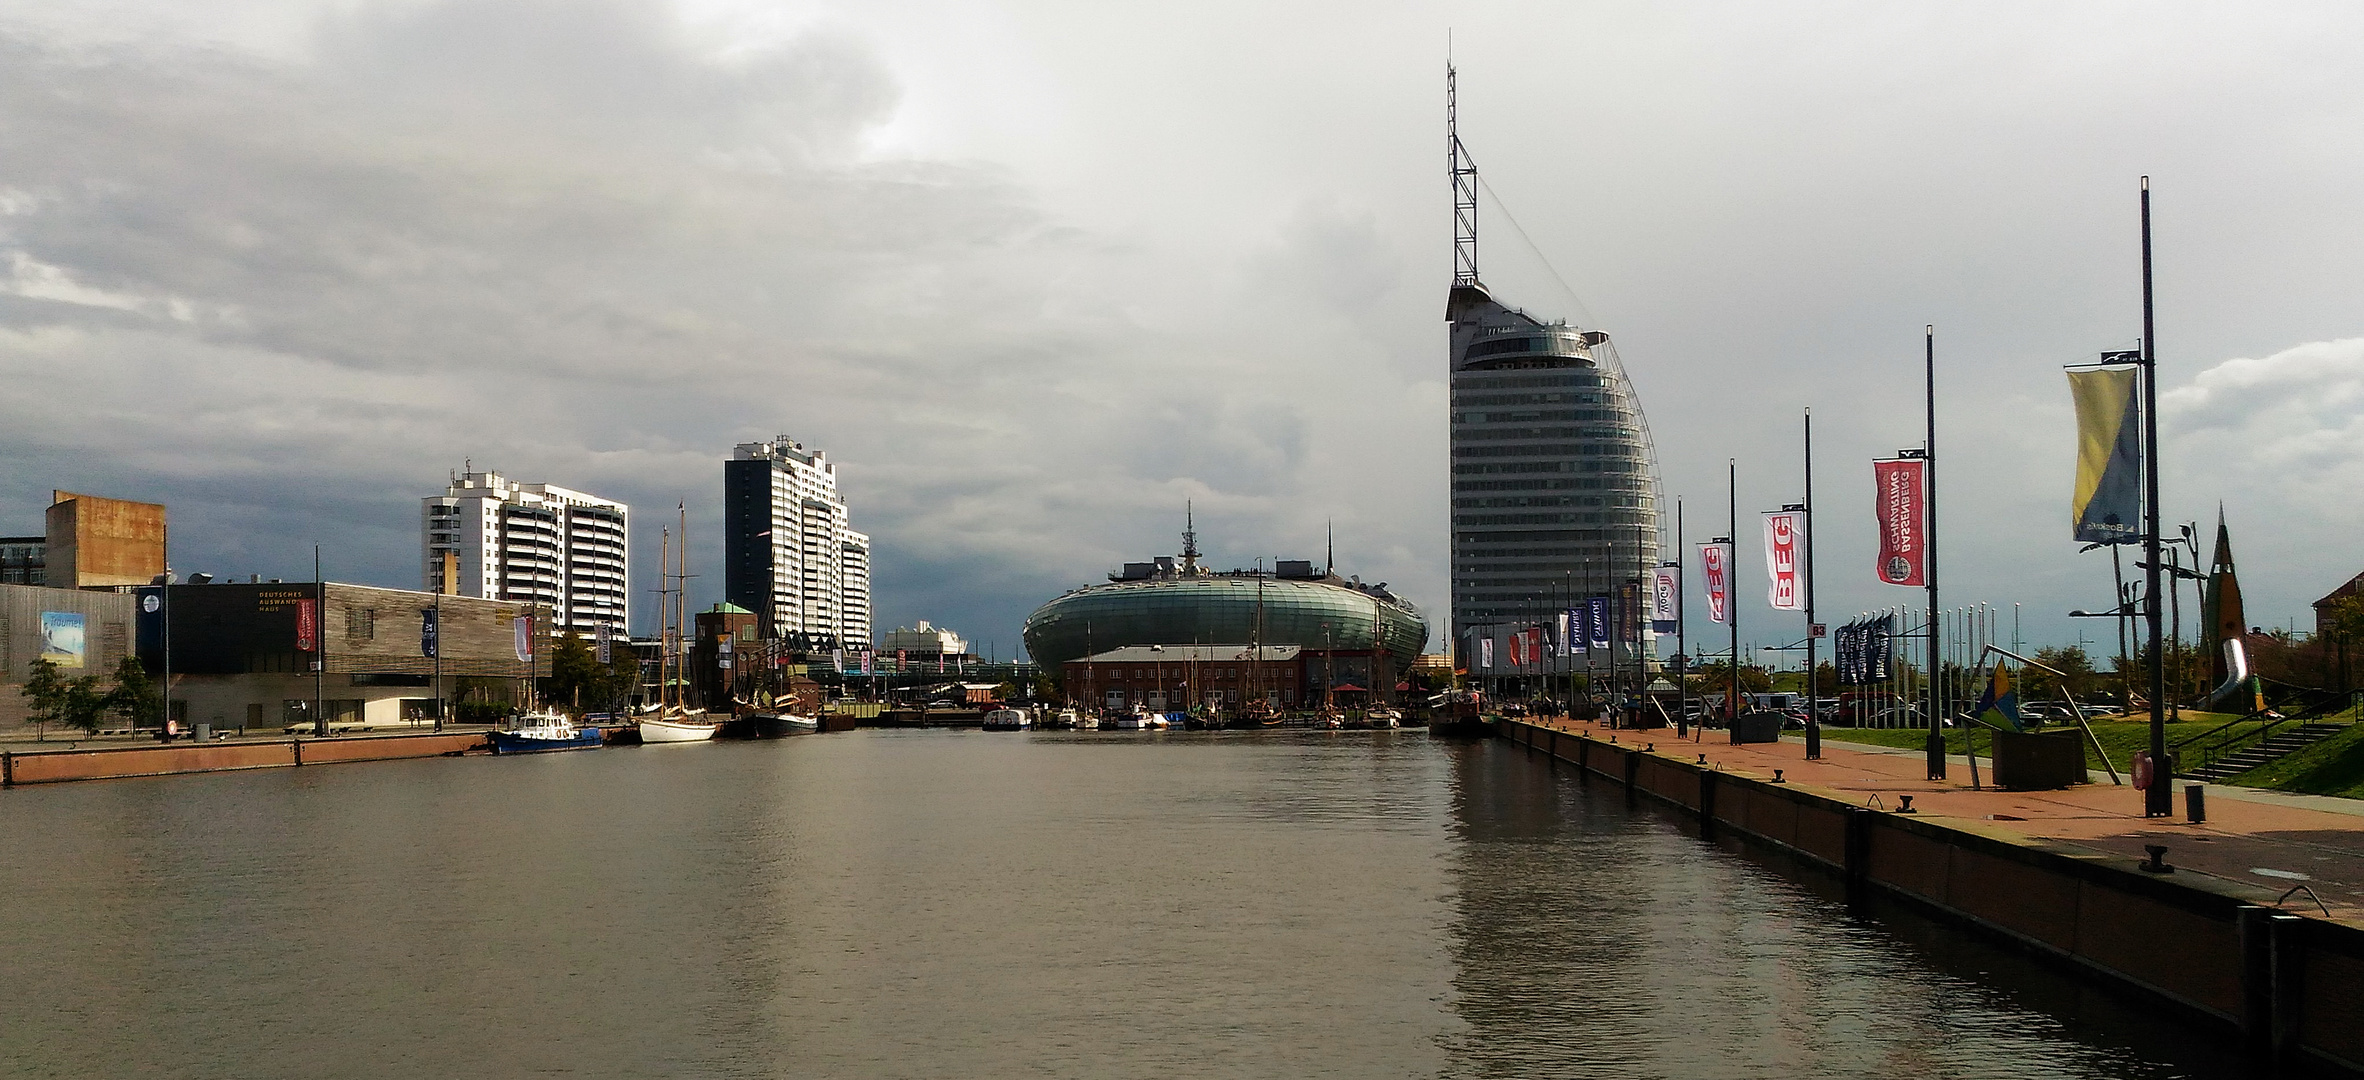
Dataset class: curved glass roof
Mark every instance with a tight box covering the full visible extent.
[1022,576,1428,669]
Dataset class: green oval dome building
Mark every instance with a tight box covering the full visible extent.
[1020,527,1428,680]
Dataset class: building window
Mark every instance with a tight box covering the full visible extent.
[347,607,375,642]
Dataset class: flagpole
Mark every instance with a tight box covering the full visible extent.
[2141,176,2171,818]
[1924,326,1946,780]
[1727,458,1739,726]
[1804,409,1820,760]
[1676,498,1688,739]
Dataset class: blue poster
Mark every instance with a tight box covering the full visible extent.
[421,607,439,659]
[1586,597,1611,651]
[41,611,86,668]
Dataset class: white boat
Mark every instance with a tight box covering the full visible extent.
[488,710,603,754]
[640,710,719,743]
[1110,710,1146,731]
[982,707,1032,731]
[1367,709,1402,729]
[1055,709,1085,730]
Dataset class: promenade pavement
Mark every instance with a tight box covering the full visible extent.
[1531,715,2364,924]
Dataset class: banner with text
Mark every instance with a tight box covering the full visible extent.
[1652,564,1680,635]
[296,598,318,653]
[1873,459,1927,587]
[1699,542,1733,624]
[1763,510,1806,611]
[1586,596,1611,650]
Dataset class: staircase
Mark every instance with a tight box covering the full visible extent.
[2185,724,2348,782]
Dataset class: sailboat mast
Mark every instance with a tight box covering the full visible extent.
[657,527,671,711]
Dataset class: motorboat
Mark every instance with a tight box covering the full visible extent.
[639,709,720,743]
[488,710,604,754]
[1072,711,1099,731]
[982,707,1033,731]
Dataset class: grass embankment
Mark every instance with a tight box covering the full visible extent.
[1818,713,2264,774]
[2225,723,2364,799]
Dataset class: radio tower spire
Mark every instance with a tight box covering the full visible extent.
[1181,500,1201,573]
[1448,60,1480,289]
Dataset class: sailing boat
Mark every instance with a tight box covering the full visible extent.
[640,505,721,744]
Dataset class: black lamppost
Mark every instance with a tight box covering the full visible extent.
[2097,177,2169,816]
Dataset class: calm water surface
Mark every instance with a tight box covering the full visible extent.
[1,731,2255,1078]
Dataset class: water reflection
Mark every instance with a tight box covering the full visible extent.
[1439,739,2257,1079]
[0,731,2263,1079]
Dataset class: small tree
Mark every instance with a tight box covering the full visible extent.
[104,656,162,731]
[543,632,600,709]
[20,658,65,740]
[21,659,111,738]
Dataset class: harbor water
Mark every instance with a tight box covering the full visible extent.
[1,731,2256,1078]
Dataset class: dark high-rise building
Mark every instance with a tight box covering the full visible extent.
[723,436,871,650]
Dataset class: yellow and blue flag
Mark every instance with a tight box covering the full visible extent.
[2069,367,2142,544]
[1972,661,2022,731]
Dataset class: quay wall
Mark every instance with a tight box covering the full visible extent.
[1497,718,2364,1076]
[3,731,487,786]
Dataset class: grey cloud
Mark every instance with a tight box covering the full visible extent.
[0,0,1450,648]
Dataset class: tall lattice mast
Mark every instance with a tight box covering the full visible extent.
[1181,500,1200,573]
[1448,62,1480,289]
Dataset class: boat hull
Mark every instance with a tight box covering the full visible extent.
[487,729,605,754]
[640,717,721,743]
[756,713,819,737]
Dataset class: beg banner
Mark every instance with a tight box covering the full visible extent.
[1762,511,1805,611]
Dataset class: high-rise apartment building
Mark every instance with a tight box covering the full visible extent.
[422,471,629,636]
[723,436,872,650]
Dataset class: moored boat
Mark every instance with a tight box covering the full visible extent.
[488,710,604,754]
[640,710,720,743]
[752,712,820,737]
[981,707,1032,731]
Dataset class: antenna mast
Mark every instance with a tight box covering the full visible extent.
[1448,61,1480,288]
[1181,500,1200,573]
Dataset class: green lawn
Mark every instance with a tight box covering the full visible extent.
[2224,724,2364,799]
[1818,713,2269,774]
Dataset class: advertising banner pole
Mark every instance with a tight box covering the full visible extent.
[1728,458,1739,725]
[2141,178,2171,818]
[1924,327,1946,780]
[315,544,326,738]
[1805,408,1821,760]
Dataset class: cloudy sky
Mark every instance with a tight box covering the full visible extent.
[2,0,2360,662]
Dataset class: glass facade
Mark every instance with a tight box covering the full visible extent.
[1448,284,1661,666]
[1022,576,1428,672]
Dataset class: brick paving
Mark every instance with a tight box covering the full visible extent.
[1530,715,2364,923]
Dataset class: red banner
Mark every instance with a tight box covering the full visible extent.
[1763,510,1804,611]
[1874,459,1927,586]
[296,598,317,652]
[1699,542,1732,625]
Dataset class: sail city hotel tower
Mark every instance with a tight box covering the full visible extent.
[1447,65,1662,673]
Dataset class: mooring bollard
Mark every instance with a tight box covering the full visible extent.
[2141,844,2174,874]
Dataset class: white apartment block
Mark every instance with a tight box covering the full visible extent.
[422,471,629,636]
[723,437,872,649]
